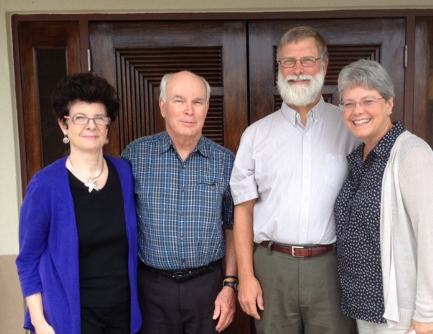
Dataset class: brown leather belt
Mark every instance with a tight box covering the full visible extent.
[260,241,334,258]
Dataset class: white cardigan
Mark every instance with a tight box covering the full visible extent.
[381,130,433,328]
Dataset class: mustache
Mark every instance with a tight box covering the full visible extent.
[284,74,314,82]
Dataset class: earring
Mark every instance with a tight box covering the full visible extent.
[63,136,70,144]
[389,111,393,116]
[105,139,109,145]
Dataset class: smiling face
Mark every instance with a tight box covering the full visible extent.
[278,37,328,108]
[59,100,108,155]
[341,86,393,148]
[159,71,208,145]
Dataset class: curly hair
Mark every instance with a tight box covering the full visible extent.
[52,72,119,126]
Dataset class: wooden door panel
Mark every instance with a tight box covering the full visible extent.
[414,17,433,147]
[17,21,81,185]
[248,18,405,334]
[249,19,406,124]
[114,46,225,149]
[89,20,250,334]
[89,21,248,157]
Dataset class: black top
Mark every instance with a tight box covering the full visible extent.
[68,158,130,307]
[335,121,405,323]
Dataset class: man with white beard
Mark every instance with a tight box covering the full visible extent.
[230,26,360,334]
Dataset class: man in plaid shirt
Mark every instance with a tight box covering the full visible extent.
[121,71,237,334]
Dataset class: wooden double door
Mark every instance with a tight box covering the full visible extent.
[16,17,405,180]
[89,19,405,158]
[16,16,406,334]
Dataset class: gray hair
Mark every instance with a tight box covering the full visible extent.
[276,26,328,62]
[159,71,211,103]
[338,59,395,101]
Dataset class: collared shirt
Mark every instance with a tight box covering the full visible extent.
[230,97,360,245]
[335,121,406,323]
[121,131,234,270]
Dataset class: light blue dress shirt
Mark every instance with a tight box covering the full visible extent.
[230,98,360,245]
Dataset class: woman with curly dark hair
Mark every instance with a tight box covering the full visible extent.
[16,73,141,334]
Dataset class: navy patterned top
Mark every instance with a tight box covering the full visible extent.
[335,121,405,323]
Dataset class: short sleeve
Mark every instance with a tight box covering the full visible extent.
[230,127,259,205]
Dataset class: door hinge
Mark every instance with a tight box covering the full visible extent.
[404,45,408,68]
[87,49,92,72]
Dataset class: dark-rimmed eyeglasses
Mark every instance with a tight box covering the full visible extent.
[64,115,111,126]
[278,57,321,68]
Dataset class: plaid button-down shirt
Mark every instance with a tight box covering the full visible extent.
[121,132,234,270]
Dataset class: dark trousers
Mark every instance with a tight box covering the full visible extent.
[137,261,224,334]
[81,299,131,334]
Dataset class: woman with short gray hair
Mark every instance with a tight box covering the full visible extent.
[335,59,433,334]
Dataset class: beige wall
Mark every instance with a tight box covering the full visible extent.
[1,0,433,333]
[0,256,24,333]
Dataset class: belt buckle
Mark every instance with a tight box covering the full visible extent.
[172,271,185,279]
[292,246,305,257]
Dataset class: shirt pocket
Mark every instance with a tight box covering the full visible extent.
[325,154,348,190]
[197,174,224,214]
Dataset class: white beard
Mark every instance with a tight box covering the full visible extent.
[277,68,325,107]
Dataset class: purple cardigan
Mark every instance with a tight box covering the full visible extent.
[16,155,141,334]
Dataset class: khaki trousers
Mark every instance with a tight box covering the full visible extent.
[253,243,352,334]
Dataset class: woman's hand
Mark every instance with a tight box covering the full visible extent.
[26,293,56,334]
[406,320,433,334]
[33,321,56,334]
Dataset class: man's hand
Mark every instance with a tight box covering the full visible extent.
[406,320,433,334]
[237,275,264,320]
[213,286,236,332]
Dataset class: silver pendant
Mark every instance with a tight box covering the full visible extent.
[85,178,100,193]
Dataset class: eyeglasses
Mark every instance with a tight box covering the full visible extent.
[64,115,111,126]
[339,97,385,112]
[278,57,321,68]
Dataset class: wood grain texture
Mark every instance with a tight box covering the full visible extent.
[17,21,80,188]
[249,19,405,124]
[90,21,248,156]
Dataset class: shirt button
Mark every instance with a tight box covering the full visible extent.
[181,259,186,263]
[180,211,184,216]
[182,164,186,169]
[180,236,184,241]
[182,187,185,191]
[302,228,306,233]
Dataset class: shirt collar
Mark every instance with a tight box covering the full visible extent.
[347,121,406,165]
[347,144,364,169]
[158,131,209,158]
[371,121,405,159]
[280,96,326,127]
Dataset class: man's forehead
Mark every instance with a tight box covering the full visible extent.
[167,72,206,97]
[283,37,318,50]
